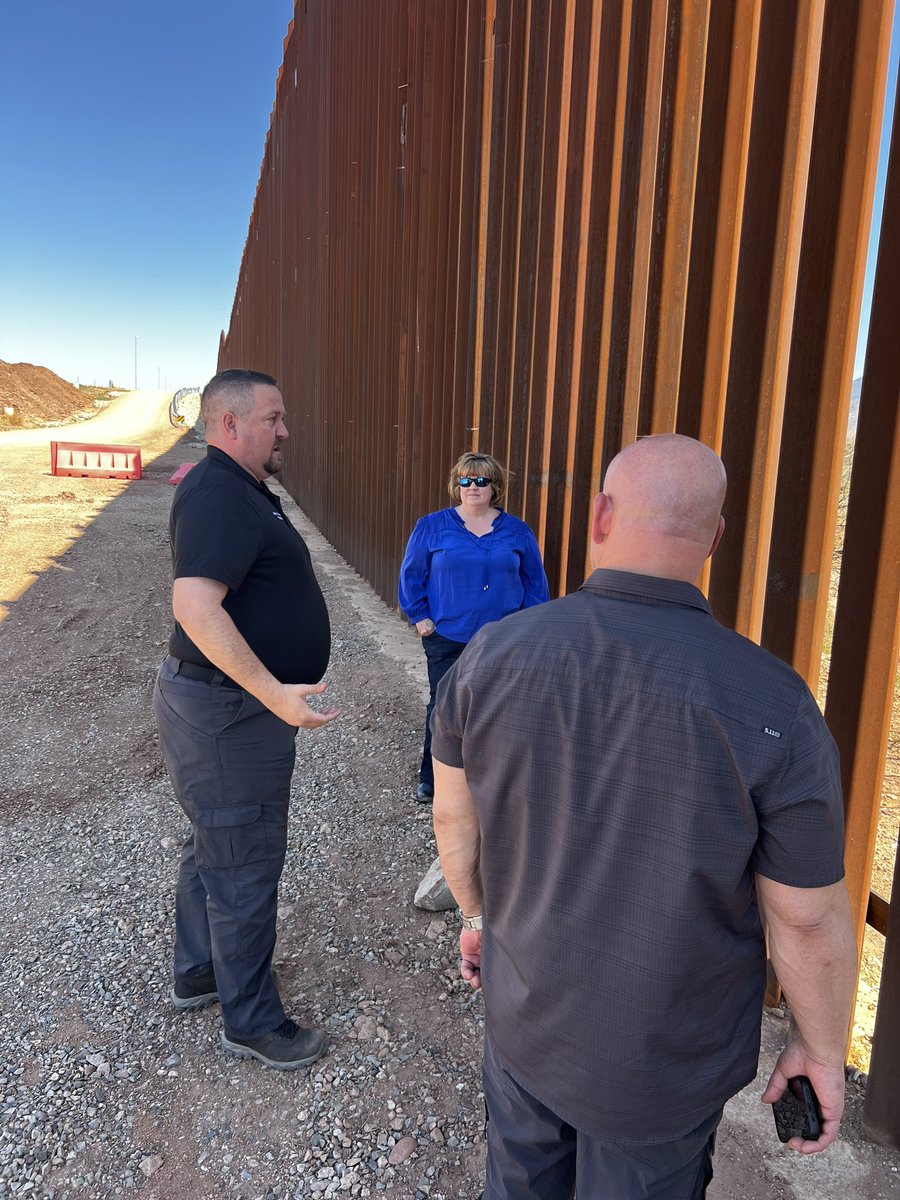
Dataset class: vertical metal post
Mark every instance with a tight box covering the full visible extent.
[864,845,900,1148]
[760,0,893,689]
[828,75,900,1147]
[707,0,824,638]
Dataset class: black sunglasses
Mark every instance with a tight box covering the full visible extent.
[459,476,493,488]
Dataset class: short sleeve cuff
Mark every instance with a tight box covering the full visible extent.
[429,732,465,768]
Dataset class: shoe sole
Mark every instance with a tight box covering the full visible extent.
[219,1031,327,1071]
[170,987,220,1010]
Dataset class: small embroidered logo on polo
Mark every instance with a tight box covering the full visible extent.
[272,511,284,521]
[762,726,782,739]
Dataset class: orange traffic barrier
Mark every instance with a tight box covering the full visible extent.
[50,441,142,480]
[168,462,196,485]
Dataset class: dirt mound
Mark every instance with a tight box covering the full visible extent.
[0,360,110,430]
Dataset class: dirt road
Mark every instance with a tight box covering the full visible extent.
[0,390,180,624]
[0,393,896,1198]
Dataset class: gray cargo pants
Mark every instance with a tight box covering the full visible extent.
[153,656,297,1040]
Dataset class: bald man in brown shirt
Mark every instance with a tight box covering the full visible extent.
[431,435,857,1199]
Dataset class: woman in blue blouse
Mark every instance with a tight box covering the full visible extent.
[398,451,550,802]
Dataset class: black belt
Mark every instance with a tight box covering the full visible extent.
[172,658,241,689]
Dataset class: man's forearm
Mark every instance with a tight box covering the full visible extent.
[433,759,483,917]
[173,578,285,711]
[172,576,339,731]
[183,606,283,704]
[435,820,482,917]
[765,885,857,1066]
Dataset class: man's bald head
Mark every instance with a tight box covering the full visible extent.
[591,435,727,581]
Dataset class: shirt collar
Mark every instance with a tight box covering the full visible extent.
[206,445,273,497]
[581,568,712,615]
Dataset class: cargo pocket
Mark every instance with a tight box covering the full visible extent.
[194,802,269,869]
[216,706,297,809]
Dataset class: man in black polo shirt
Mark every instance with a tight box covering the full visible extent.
[153,368,339,1071]
[431,434,857,1197]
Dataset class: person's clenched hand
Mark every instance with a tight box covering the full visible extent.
[460,929,481,990]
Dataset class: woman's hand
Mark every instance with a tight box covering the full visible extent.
[416,618,435,637]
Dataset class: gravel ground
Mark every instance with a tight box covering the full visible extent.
[0,419,486,1200]
[0,400,898,1199]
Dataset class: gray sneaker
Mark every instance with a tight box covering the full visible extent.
[220,1019,327,1070]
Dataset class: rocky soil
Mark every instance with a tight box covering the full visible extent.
[0,390,897,1200]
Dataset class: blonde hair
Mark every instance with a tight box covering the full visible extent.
[447,451,508,508]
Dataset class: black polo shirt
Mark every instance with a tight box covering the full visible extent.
[167,447,331,685]
[430,568,845,1143]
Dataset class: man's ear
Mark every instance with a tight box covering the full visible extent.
[591,492,612,546]
[222,411,239,440]
[707,515,725,559]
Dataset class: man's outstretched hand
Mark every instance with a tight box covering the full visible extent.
[274,682,341,729]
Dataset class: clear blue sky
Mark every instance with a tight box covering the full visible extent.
[0,1,895,392]
[854,0,900,378]
[0,0,295,391]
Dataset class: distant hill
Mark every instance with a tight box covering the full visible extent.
[0,360,107,430]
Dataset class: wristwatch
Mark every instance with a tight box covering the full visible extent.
[461,913,483,931]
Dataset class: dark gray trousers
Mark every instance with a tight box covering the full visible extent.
[153,657,297,1040]
[482,1030,721,1200]
[420,632,466,787]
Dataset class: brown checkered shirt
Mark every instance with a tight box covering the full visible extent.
[431,568,845,1142]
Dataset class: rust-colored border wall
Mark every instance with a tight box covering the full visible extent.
[222,1,485,595]
[219,0,899,1136]
[221,0,891,632]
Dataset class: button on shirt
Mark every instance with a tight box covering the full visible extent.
[398,508,550,642]
[167,447,331,685]
[430,568,845,1143]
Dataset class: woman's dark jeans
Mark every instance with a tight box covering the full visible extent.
[419,631,467,787]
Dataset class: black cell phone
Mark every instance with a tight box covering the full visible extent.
[772,1076,822,1143]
